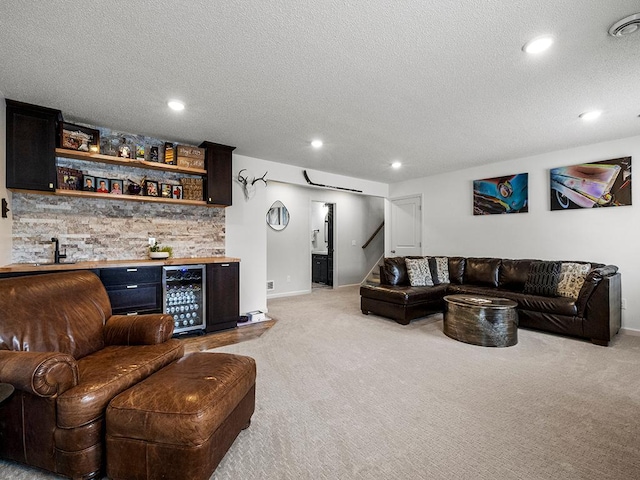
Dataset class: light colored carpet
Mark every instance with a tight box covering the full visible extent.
[1,285,639,479]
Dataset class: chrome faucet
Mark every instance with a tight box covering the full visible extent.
[51,237,67,264]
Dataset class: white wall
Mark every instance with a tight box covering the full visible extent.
[389,135,640,332]
[0,95,11,264]
[264,182,384,298]
[225,154,388,313]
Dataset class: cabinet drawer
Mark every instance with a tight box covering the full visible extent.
[106,284,162,314]
[100,266,162,286]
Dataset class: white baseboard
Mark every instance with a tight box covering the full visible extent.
[267,289,311,299]
[620,327,640,336]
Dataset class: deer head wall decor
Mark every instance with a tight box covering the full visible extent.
[237,169,268,200]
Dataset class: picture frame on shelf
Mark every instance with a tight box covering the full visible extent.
[96,177,110,193]
[56,166,83,190]
[83,175,95,191]
[110,179,123,195]
[146,180,159,197]
[172,185,183,200]
[149,146,159,162]
[135,145,145,160]
[160,183,172,198]
[118,142,133,159]
[60,122,100,153]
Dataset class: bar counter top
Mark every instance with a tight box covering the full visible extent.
[0,256,240,274]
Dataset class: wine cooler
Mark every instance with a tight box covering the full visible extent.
[163,265,206,335]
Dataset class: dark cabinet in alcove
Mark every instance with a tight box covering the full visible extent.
[6,99,61,191]
[312,254,329,284]
[206,262,240,332]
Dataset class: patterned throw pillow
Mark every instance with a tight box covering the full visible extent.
[523,261,561,296]
[405,258,434,287]
[428,257,450,284]
[556,262,591,299]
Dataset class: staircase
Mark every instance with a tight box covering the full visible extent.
[362,255,384,286]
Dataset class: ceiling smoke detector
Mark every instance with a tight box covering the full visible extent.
[608,13,640,37]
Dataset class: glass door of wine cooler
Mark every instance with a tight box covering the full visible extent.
[162,265,206,335]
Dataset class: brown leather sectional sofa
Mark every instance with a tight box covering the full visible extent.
[360,256,621,346]
[0,271,255,480]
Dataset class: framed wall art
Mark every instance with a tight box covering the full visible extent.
[473,173,528,215]
[550,157,631,210]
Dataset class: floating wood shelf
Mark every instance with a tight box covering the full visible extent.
[55,148,207,175]
[55,189,209,206]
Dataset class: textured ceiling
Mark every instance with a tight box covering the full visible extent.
[1,1,639,183]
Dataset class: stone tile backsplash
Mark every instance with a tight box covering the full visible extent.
[12,192,225,264]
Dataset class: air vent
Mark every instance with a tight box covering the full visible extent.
[266,280,275,291]
[609,13,640,37]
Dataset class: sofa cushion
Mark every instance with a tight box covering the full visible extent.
[502,291,577,317]
[428,257,449,284]
[557,262,591,299]
[405,258,434,287]
[498,259,534,291]
[448,257,466,284]
[523,261,561,296]
[381,257,410,286]
[446,285,577,317]
[464,258,501,287]
[360,284,448,306]
[56,340,184,429]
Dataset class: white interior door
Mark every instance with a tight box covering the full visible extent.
[390,195,422,257]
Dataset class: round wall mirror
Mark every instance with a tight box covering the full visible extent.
[266,201,290,231]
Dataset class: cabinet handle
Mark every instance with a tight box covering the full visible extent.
[221,263,230,267]
[127,312,138,316]
[126,268,138,272]
[126,285,138,289]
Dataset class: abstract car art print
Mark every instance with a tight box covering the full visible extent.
[473,173,528,215]
[550,157,631,210]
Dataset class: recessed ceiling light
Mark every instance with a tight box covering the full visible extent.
[311,139,323,149]
[579,110,602,121]
[167,100,185,111]
[609,13,640,37]
[522,35,554,54]
[391,161,402,169]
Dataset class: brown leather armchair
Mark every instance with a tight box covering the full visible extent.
[0,271,184,479]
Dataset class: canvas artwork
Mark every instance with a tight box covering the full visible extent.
[473,173,528,215]
[550,157,631,210]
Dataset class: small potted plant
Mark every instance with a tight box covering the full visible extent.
[149,241,173,259]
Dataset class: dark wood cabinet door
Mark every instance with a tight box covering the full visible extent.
[199,141,235,206]
[206,262,239,332]
[6,99,61,191]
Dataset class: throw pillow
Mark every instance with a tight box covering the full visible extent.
[405,258,434,287]
[556,262,591,299]
[428,256,450,285]
[523,261,561,296]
